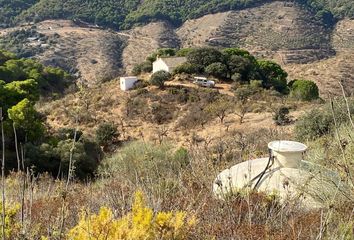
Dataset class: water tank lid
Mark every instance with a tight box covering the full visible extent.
[268,140,307,153]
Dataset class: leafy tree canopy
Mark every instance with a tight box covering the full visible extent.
[8,98,44,142]
[257,60,288,93]
[290,79,319,101]
[150,70,171,88]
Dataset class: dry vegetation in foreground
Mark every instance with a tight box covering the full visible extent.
[1,127,353,239]
[2,75,352,239]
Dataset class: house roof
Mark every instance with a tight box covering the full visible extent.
[158,57,187,68]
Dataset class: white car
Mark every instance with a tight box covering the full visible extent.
[193,77,215,88]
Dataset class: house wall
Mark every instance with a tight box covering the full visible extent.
[120,77,138,91]
[153,59,169,73]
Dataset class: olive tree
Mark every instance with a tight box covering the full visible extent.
[205,97,234,124]
[234,86,255,124]
[150,70,171,89]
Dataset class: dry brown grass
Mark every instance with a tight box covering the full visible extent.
[37,80,313,147]
[2,130,352,239]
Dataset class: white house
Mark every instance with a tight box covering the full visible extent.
[152,56,187,73]
[120,76,138,91]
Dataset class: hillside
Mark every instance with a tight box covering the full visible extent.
[1,0,353,29]
[1,2,354,239]
[1,1,352,95]
[0,20,127,85]
[177,2,334,63]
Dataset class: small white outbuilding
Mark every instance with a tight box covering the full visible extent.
[120,76,138,91]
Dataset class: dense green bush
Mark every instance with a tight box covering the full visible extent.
[150,70,171,88]
[133,61,153,75]
[295,108,333,141]
[290,79,319,101]
[173,62,202,75]
[295,99,354,140]
[147,48,176,62]
[187,47,225,68]
[95,122,119,147]
[205,62,228,79]
[56,139,101,180]
[257,60,288,93]
[24,138,102,180]
[131,64,142,75]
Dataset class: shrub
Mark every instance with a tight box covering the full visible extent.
[187,47,225,68]
[95,122,119,147]
[233,85,256,123]
[205,62,228,79]
[56,139,101,180]
[250,80,263,89]
[24,142,61,175]
[294,99,354,140]
[177,104,211,129]
[98,141,187,185]
[0,202,20,239]
[273,106,291,126]
[132,64,142,75]
[68,191,197,240]
[176,48,193,57]
[173,62,202,75]
[149,103,175,124]
[141,61,153,73]
[57,128,83,141]
[150,70,171,89]
[132,80,149,90]
[173,147,190,168]
[290,79,319,101]
[295,107,333,141]
[205,97,234,123]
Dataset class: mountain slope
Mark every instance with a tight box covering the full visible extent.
[0,1,353,96]
[177,2,334,64]
[1,0,353,30]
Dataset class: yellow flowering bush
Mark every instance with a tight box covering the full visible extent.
[68,191,197,240]
[0,201,20,238]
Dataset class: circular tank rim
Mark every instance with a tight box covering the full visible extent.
[268,140,307,153]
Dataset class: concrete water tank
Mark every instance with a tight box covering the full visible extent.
[213,140,351,209]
